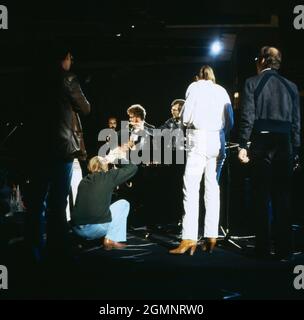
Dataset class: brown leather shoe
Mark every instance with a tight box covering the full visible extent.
[103,238,127,250]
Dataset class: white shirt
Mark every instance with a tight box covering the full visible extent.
[182,80,234,133]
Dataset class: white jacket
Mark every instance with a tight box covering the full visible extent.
[182,80,234,134]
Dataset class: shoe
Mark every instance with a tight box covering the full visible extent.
[103,238,127,250]
[201,238,217,253]
[169,239,197,256]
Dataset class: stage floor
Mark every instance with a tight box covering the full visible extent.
[1,216,304,300]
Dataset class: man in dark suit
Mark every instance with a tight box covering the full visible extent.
[159,99,185,154]
[238,46,301,260]
[127,105,154,151]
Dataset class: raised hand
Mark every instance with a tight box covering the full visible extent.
[238,148,250,163]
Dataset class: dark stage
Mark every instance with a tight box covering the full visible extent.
[1,0,304,303]
[1,213,304,300]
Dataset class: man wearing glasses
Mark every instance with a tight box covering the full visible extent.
[238,46,301,260]
[159,99,185,152]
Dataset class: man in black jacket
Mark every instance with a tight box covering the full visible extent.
[160,99,185,132]
[158,99,185,223]
[238,46,301,259]
[26,49,90,261]
[127,104,155,159]
[159,99,185,152]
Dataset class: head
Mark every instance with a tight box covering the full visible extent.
[198,65,216,83]
[108,117,117,130]
[87,156,109,173]
[127,104,146,126]
[61,52,74,71]
[171,99,185,119]
[256,46,282,74]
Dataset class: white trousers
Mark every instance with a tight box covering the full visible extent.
[66,159,83,221]
[182,130,226,240]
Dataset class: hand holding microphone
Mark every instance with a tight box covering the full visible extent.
[238,148,250,164]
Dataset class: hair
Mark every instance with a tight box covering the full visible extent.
[198,65,216,83]
[258,46,282,70]
[87,156,108,173]
[171,99,185,112]
[127,104,146,120]
[48,43,72,66]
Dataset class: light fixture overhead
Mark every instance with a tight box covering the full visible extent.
[210,40,222,56]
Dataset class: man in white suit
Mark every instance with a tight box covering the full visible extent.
[170,65,234,255]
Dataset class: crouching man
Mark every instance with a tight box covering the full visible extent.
[71,148,138,250]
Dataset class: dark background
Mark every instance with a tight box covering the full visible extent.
[1,0,303,155]
[1,2,304,302]
[0,1,303,228]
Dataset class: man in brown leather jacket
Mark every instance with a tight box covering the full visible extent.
[26,49,90,262]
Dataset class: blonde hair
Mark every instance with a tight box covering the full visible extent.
[198,65,216,83]
[87,156,108,173]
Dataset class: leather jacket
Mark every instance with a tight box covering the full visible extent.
[51,71,91,161]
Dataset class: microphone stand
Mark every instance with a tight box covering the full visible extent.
[217,141,255,250]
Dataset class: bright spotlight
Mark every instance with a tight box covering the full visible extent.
[210,41,222,55]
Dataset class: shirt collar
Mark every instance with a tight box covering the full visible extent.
[261,68,272,73]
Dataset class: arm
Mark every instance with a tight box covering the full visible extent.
[64,73,91,115]
[181,83,197,127]
[238,79,255,149]
[224,103,234,135]
[292,87,301,151]
[223,90,234,135]
[110,163,138,187]
[104,147,138,186]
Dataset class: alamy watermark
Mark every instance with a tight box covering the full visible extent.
[0,5,8,29]
[0,265,8,290]
[97,121,199,165]
[294,5,304,29]
[293,265,304,290]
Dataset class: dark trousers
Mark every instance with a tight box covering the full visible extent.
[250,133,293,256]
[25,159,73,260]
